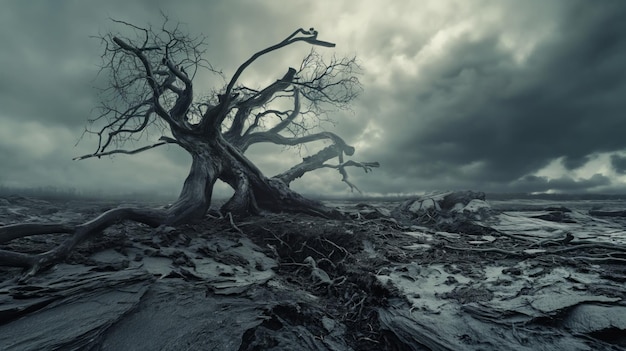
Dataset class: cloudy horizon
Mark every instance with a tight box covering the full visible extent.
[2,1,626,199]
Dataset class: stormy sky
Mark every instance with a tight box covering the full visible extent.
[1,0,626,199]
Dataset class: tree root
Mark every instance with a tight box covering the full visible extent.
[0,223,75,244]
[0,182,343,279]
[0,207,169,279]
[226,212,245,235]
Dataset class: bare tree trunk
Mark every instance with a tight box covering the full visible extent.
[254,177,343,218]
[0,26,369,277]
[220,165,261,216]
[0,136,223,273]
[218,142,343,218]
[165,152,221,225]
[0,132,344,273]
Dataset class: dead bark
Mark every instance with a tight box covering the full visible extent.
[275,145,379,192]
[0,23,373,274]
[218,139,343,218]
[0,136,218,274]
[0,207,165,275]
[0,134,341,274]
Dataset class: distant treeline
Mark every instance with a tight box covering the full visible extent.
[0,185,177,202]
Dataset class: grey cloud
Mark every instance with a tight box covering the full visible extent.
[562,155,593,171]
[610,155,626,175]
[2,1,626,197]
[510,174,611,194]
[353,0,626,193]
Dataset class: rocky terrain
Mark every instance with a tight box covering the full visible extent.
[1,191,625,350]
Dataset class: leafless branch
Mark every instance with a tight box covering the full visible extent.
[74,136,178,160]
[205,28,336,131]
[273,144,379,192]
[240,130,354,155]
[322,160,381,193]
[296,49,362,114]
[83,17,220,156]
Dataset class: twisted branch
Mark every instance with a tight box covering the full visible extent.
[204,28,335,131]
[74,136,178,160]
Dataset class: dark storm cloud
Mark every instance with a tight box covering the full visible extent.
[511,174,611,194]
[610,155,626,175]
[350,0,626,193]
[562,155,593,171]
[0,0,299,196]
[2,0,626,196]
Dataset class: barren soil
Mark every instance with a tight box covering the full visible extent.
[1,195,625,350]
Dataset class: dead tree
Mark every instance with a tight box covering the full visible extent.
[0,20,378,274]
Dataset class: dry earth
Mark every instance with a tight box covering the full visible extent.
[1,192,625,350]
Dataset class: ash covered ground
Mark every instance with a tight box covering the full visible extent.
[1,192,625,350]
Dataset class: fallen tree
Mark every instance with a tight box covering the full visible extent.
[0,18,378,276]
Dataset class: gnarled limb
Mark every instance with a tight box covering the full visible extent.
[244,128,379,192]
[0,207,166,273]
[204,28,335,132]
[274,145,379,192]
[240,131,354,155]
[1,141,221,275]
[0,224,75,244]
[110,36,176,127]
[322,160,381,193]
[265,88,301,135]
[274,145,342,185]
[226,51,361,151]
[73,136,178,160]
[85,18,214,158]
[1,23,376,278]
[224,69,298,142]
[215,137,341,218]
